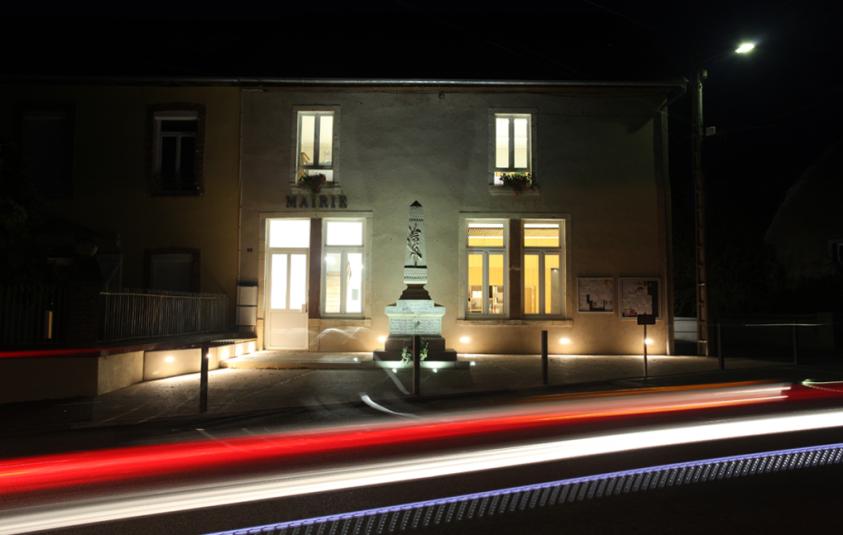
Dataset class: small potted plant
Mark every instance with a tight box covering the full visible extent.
[500,171,535,194]
[297,172,327,194]
[296,151,328,194]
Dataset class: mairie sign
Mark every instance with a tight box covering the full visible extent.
[286,194,348,209]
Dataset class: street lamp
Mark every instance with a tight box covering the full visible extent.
[735,41,756,55]
[692,41,756,356]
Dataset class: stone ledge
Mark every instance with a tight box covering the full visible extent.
[456,319,573,327]
[487,185,541,196]
[290,185,344,195]
[312,317,373,327]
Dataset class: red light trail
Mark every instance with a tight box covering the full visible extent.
[1,381,831,495]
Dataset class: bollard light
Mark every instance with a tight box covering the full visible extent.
[559,337,571,346]
[377,335,387,344]
[459,335,471,344]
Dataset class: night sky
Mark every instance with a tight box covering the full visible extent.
[3,1,841,315]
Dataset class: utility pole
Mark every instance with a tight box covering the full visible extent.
[692,68,710,356]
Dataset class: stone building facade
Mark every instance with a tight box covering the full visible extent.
[238,80,681,355]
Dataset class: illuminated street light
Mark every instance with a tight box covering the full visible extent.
[735,41,756,54]
[692,41,757,357]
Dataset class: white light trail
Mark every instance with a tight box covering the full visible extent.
[2,407,843,534]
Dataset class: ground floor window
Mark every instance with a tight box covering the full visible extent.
[466,220,507,316]
[323,219,365,315]
[461,216,566,320]
[523,220,564,316]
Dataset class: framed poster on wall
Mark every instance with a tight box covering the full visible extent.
[577,277,615,313]
[620,277,660,319]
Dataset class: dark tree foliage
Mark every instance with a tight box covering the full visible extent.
[0,141,50,283]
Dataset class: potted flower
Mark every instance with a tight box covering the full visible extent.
[500,171,535,194]
[297,172,327,194]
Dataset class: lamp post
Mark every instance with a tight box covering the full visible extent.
[692,41,756,357]
[692,67,709,356]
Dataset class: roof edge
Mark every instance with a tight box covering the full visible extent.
[0,75,688,90]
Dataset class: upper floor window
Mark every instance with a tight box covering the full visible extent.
[297,111,335,184]
[19,106,74,198]
[150,106,204,195]
[323,219,365,315]
[493,113,532,185]
[466,220,507,316]
[523,220,564,316]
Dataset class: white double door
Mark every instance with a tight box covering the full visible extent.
[266,249,309,349]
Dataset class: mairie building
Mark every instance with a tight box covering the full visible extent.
[238,79,682,355]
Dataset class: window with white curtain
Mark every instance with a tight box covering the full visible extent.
[322,219,365,315]
[296,111,336,183]
[493,113,532,185]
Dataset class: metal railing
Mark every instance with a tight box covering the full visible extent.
[0,284,66,346]
[99,289,228,342]
[713,315,836,367]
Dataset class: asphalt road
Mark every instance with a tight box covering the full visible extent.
[16,398,843,535]
[41,427,843,534]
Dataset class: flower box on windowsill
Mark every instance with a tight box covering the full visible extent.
[292,175,341,196]
[489,172,540,196]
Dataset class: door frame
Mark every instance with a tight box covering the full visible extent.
[264,217,312,350]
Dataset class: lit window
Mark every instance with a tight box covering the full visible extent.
[151,108,202,195]
[523,221,564,316]
[466,221,506,316]
[268,219,311,248]
[323,219,365,315]
[296,111,335,183]
[493,113,532,185]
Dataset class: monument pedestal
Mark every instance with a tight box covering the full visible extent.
[374,295,457,361]
[374,335,458,362]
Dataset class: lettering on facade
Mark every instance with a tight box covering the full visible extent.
[286,195,348,209]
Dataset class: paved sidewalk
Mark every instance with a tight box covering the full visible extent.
[0,352,799,435]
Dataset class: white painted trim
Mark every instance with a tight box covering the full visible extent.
[320,217,368,318]
[291,106,341,185]
[522,218,568,319]
[461,218,510,320]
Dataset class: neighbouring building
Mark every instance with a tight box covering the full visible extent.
[238,79,682,355]
[0,79,241,343]
[766,139,843,284]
